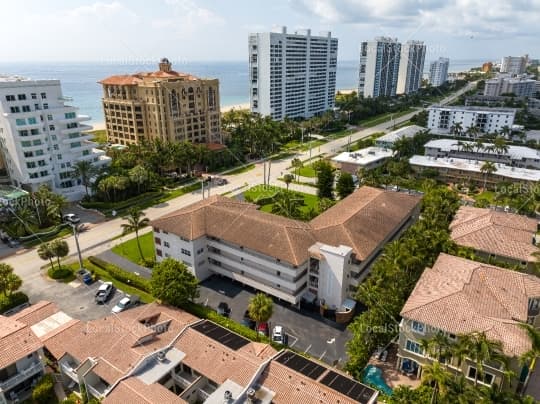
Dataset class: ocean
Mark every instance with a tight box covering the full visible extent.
[0,59,485,125]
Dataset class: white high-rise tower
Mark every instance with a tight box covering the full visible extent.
[396,40,426,94]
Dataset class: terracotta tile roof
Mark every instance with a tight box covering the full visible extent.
[99,70,200,86]
[310,187,421,260]
[44,303,197,384]
[174,327,274,386]
[401,253,540,356]
[11,301,60,326]
[0,315,43,369]
[204,142,226,151]
[151,187,421,265]
[450,206,539,262]
[103,377,187,404]
[259,362,361,404]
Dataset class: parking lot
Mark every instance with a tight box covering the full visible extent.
[198,276,352,367]
[21,272,135,321]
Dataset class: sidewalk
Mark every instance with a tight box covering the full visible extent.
[96,250,152,279]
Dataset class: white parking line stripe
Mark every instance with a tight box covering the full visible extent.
[304,344,312,354]
[319,350,327,360]
[288,335,299,348]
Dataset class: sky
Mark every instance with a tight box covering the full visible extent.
[1,0,539,63]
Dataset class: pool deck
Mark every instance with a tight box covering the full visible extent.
[368,343,421,390]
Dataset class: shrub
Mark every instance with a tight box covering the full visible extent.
[88,256,151,292]
[47,265,73,280]
[32,374,55,404]
[0,292,29,314]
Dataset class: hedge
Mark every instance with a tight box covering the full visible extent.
[31,374,55,404]
[0,292,29,314]
[88,256,151,292]
[47,266,73,280]
[80,191,163,210]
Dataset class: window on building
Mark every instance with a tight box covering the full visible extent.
[31,93,37,99]
[43,103,49,110]
[17,94,26,100]
[22,105,30,112]
[467,367,494,385]
[405,340,424,355]
[164,241,170,248]
[28,117,37,124]
[16,118,26,126]
[5,95,15,101]
[40,92,47,99]
[156,249,162,257]
[181,248,191,256]
[412,321,425,334]
[47,114,53,121]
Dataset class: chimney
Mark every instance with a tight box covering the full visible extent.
[159,58,172,72]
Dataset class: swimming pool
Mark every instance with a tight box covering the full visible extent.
[363,365,393,396]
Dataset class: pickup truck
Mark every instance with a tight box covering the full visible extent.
[95,282,114,304]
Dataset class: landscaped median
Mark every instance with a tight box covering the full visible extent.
[111,232,155,266]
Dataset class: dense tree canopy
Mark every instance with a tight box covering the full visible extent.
[151,258,199,306]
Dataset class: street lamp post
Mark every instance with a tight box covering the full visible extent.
[71,223,84,269]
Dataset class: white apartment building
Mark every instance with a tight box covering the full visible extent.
[332,147,395,173]
[375,125,426,149]
[429,58,450,87]
[358,37,401,98]
[151,188,420,309]
[501,55,528,75]
[396,41,426,95]
[484,74,537,97]
[424,138,540,169]
[249,26,338,120]
[0,77,110,201]
[427,105,517,135]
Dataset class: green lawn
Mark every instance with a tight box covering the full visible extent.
[112,232,155,264]
[242,185,319,217]
[224,164,255,175]
[283,138,326,151]
[297,165,317,178]
[359,108,415,128]
[87,129,107,143]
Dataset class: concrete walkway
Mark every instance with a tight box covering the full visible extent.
[96,250,152,279]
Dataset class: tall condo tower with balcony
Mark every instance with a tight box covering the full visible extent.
[396,40,426,94]
[358,37,401,98]
[429,58,450,87]
[249,26,338,120]
[0,77,110,201]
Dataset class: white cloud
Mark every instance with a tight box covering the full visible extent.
[291,0,540,38]
[155,0,224,29]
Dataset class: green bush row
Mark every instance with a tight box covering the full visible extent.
[0,292,29,314]
[31,374,55,404]
[47,266,73,280]
[80,191,163,210]
[88,256,151,292]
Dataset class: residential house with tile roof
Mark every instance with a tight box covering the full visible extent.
[397,253,540,394]
[150,186,421,310]
[0,313,45,404]
[17,301,378,404]
[450,205,539,270]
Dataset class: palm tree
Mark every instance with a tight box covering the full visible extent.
[50,239,69,269]
[518,323,540,386]
[474,138,485,152]
[283,174,294,191]
[271,191,302,219]
[458,332,506,387]
[451,122,463,137]
[247,293,273,340]
[129,165,149,194]
[493,136,509,155]
[121,208,150,261]
[421,361,452,404]
[480,161,497,190]
[38,242,56,270]
[462,142,475,153]
[71,160,98,196]
[467,126,480,139]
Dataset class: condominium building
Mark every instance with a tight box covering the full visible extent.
[22,300,378,404]
[429,58,450,87]
[396,41,426,95]
[427,105,517,135]
[484,74,537,97]
[100,58,221,145]
[423,138,540,169]
[358,37,401,98]
[0,77,110,201]
[501,55,528,75]
[332,147,395,173]
[398,253,540,393]
[248,27,338,120]
[150,187,420,309]
[428,58,450,87]
[0,313,45,404]
[375,125,426,149]
[450,206,539,269]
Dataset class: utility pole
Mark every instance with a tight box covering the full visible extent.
[267,160,271,185]
[201,180,205,199]
[263,161,266,186]
[71,224,83,269]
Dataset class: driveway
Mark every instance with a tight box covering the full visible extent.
[197,275,351,367]
[19,270,136,321]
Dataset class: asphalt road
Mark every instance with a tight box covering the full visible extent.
[1,82,474,308]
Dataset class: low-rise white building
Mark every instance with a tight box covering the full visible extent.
[375,125,426,149]
[332,147,394,173]
[484,75,537,97]
[150,187,421,309]
[424,138,540,169]
[0,77,110,201]
[410,155,540,188]
[427,105,517,136]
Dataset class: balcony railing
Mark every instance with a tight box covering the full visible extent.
[60,362,78,381]
[0,362,43,392]
[172,372,197,389]
[86,382,108,399]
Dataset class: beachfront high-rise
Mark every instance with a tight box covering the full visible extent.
[396,41,426,95]
[248,27,338,120]
[0,77,110,201]
[358,37,401,98]
[100,58,222,146]
[429,58,450,87]
[500,55,528,75]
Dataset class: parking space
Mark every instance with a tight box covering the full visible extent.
[21,273,134,321]
[198,276,351,367]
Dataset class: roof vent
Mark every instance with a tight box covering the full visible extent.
[247,388,256,398]
[157,351,166,362]
[224,390,233,401]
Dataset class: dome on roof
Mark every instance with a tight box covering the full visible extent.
[160,57,170,64]
[159,57,172,72]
